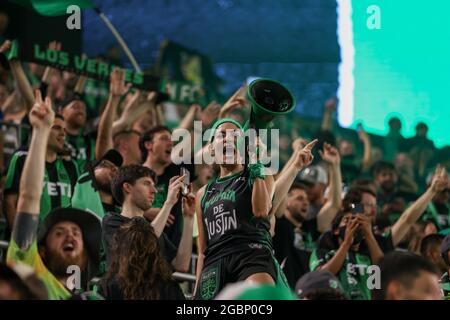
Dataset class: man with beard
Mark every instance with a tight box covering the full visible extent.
[4,114,79,226]
[60,93,96,172]
[372,161,415,224]
[272,143,343,289]
[6,90,101,299]
[103,165,194,273]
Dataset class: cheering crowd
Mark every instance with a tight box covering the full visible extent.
[0,35,450,301]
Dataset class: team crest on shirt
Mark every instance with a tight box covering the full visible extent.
[201,266,219,300]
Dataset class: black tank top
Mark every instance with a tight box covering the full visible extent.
[200,168,272,261]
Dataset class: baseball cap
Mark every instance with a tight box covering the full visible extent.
[92,149,123,169]
[295,270,344,299]
[296,165,328,185]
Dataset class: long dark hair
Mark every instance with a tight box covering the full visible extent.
[105,217,173,299]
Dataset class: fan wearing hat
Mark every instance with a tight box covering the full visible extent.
[71,149,123,220]
[4,113,79,227]
[6,91,101,300]
[295,270,346,300]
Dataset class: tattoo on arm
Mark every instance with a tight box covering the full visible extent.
[12,212,39,250]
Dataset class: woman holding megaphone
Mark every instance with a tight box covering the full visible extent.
[193,79,317,299]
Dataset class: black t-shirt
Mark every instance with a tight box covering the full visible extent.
[98,275,185,300]
[201,168,272,262]
[151,162,195,247]
[273,216,312,289]
[101,212,178,269]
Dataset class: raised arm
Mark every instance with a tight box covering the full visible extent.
[218,86,248,119]
[12,90,54,246]
[358,128,372,171]
[113,91,156,135]
[391,166,448,246]
[150,175,185,237]
[316,143,342,232]
[95,68,129,159]
[0,40,34,110]
[171,189,195,272]
[321,98,336,131]
[193,186,206,296]
[318,217,358,274]
[270,139,318,218]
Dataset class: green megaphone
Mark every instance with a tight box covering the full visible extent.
[244,78,296,131]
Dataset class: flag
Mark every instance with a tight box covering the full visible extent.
[156,40,224,106]
[9,0,96,16]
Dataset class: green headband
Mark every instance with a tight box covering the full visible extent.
[209,118,244,142]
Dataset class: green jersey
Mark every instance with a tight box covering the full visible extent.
[4,151,79,221]
[65,130,96,172]
[310,248,372,300]
[200,168,273,260]
[7,239,71,300]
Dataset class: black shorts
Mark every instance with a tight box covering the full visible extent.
[195,246,277,300]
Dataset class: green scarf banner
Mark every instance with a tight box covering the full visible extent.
[5,40,161,91]
[9,0,96,16]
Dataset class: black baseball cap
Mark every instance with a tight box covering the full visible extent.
[93,149,123,169]
[295,270,344,299]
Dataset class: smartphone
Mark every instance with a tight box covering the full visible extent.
[180,167,190,197]
[350,203,364,216]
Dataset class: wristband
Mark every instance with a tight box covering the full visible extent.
[248,161,265,181]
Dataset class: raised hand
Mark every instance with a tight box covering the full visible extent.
[292,137,307,152]
[199,101,221,127]
[29,89,54,130]
[182,184,196,218]
[319,142,340,166]
[219,86,248,118]
[343,217,359,247]
[0,40,12,54]
[293,139,318,169]
[110,68,131,98]
[431,165,449,193]
[325,98,336,112]
[166,175,186,206]
[356,214,372,238]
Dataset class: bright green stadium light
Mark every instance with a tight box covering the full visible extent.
[337,0,450,147]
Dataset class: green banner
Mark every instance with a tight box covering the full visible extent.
[156,40,224,106]
[7,40,161,91]
[9,0,95,16]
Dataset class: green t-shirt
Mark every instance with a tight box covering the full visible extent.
[7,239,71,300]
[310,249,372,300]
[4,151,79,221]
[65,130,96,172]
